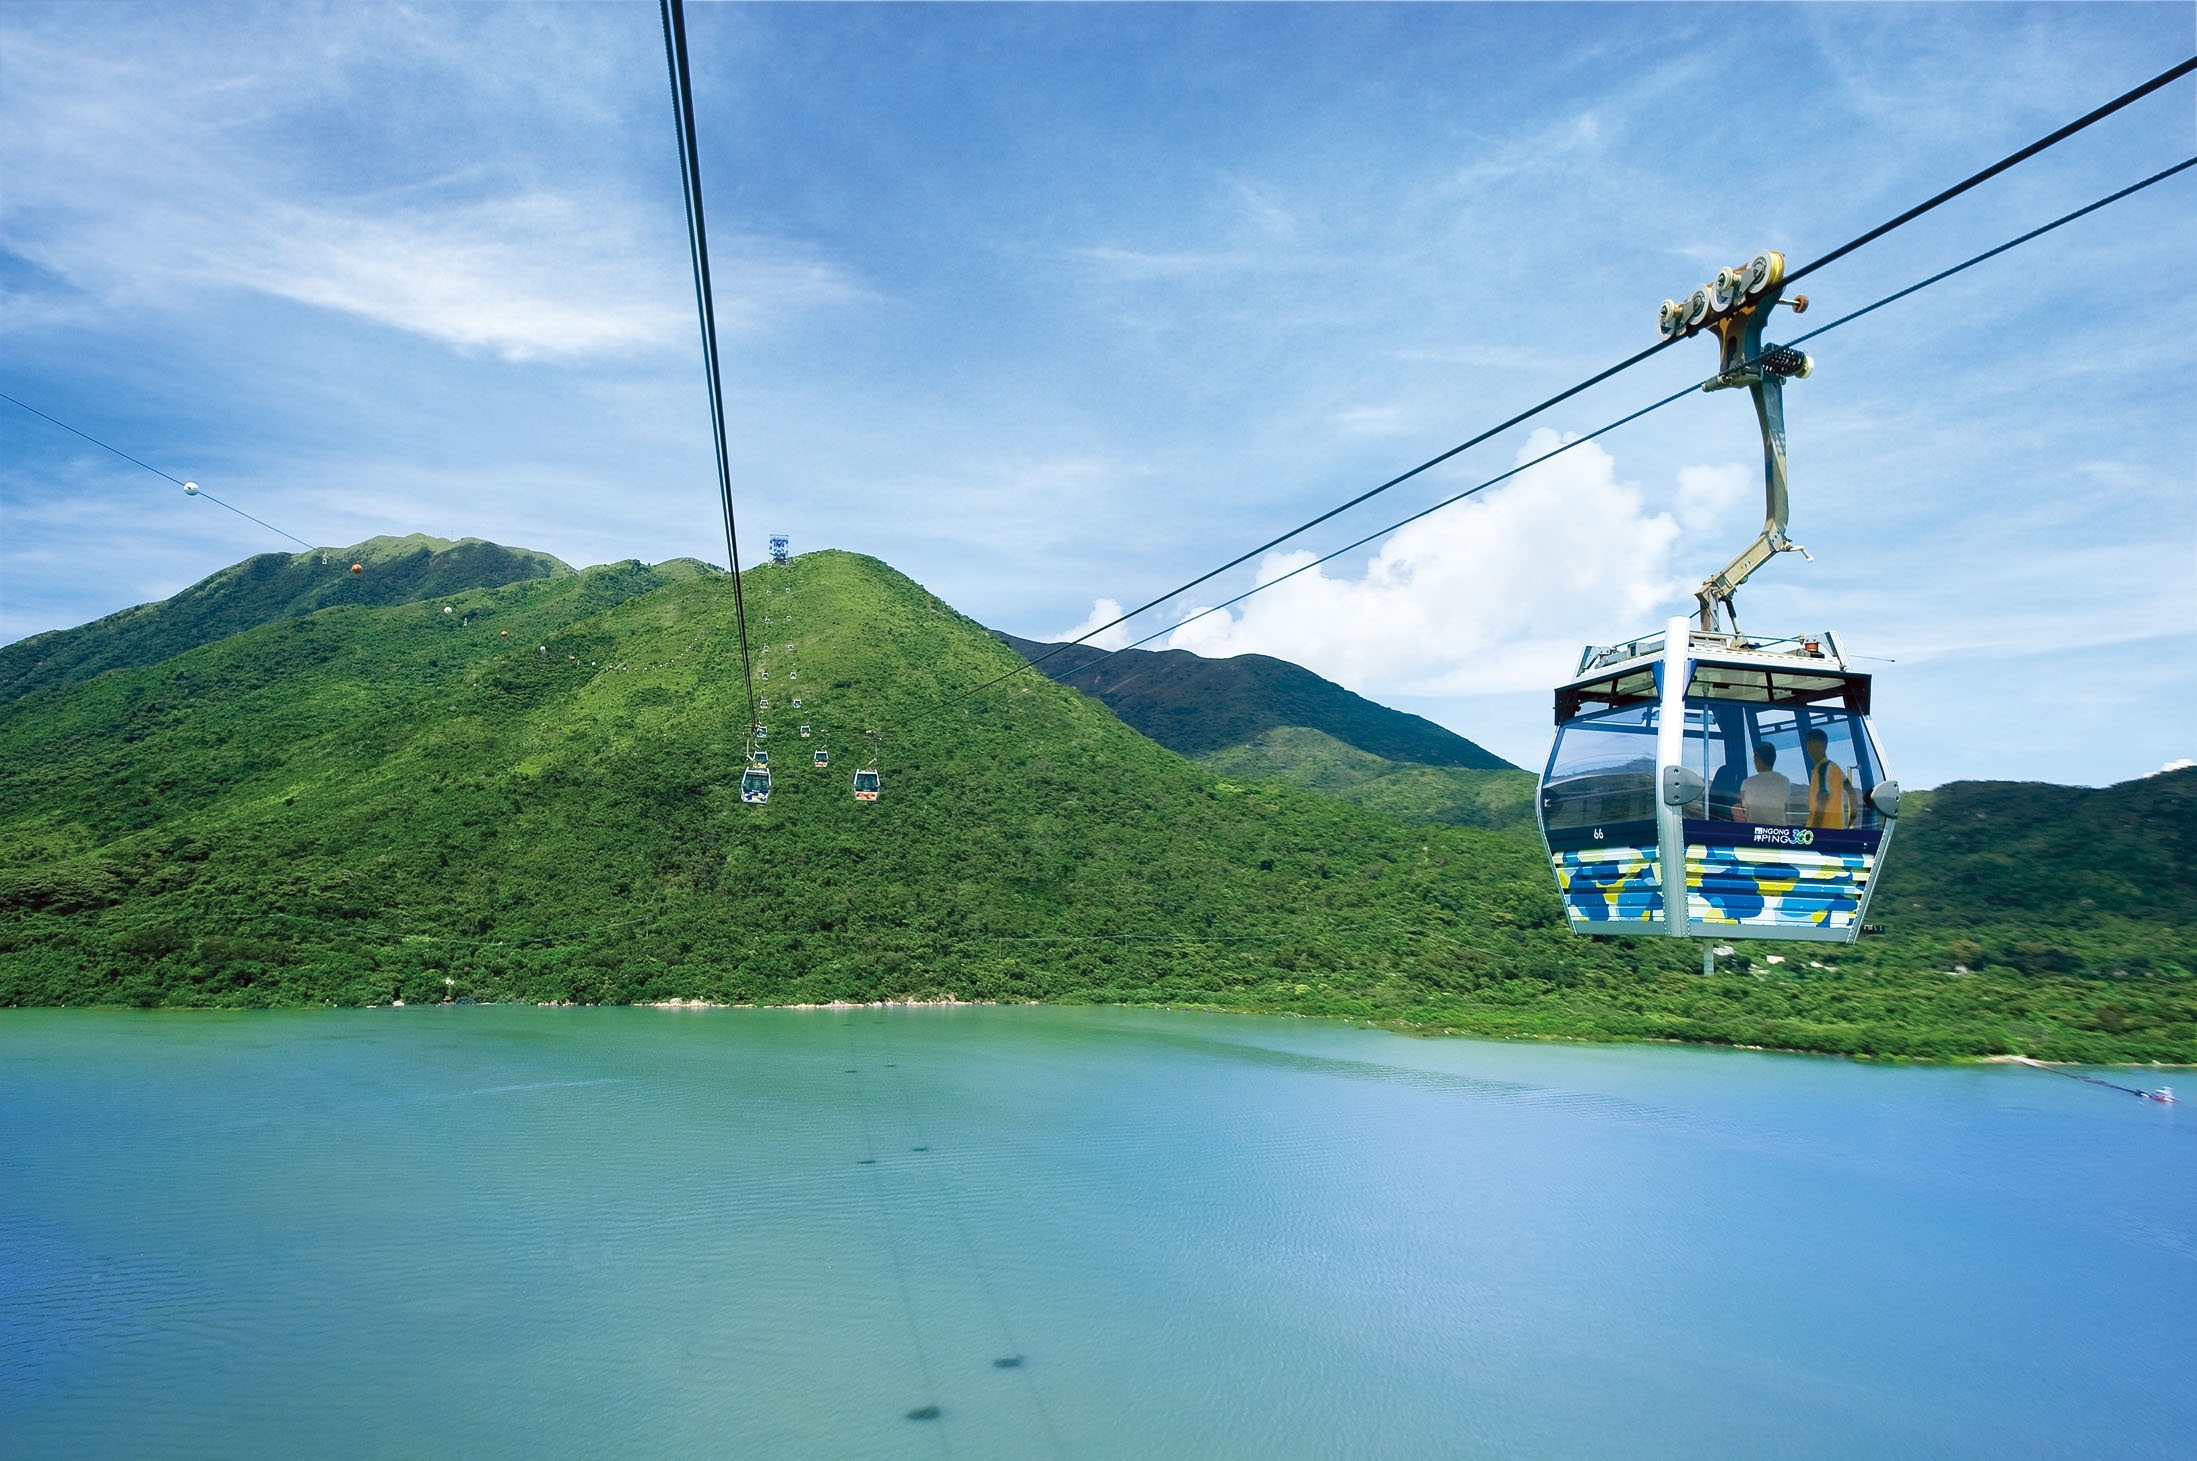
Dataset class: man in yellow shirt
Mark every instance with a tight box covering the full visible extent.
[1803,728,1851,828]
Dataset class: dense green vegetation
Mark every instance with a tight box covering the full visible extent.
[1201,726,1539,831]
[1869,775,2195,986]
[999,632,1513,766]
[0,534,569,706]
[2,548,2189,1063]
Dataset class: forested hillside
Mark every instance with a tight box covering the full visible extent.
[998,632,1513,767]
[1870,773,2196,979]
[1200,727,1539,831]
[0,534,569,706]
[1,548,2188,1063]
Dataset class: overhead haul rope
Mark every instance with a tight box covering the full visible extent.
[656,13,950,1429]
[1031,154,2197,682]
[973,53,2197,698]
[1029,155,2173,667]
[0,391,314,551]
[659,0,759,749]
[1780,54,2194,288]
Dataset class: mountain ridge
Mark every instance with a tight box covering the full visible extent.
[1,534,588,707]
[996,632,1515,768]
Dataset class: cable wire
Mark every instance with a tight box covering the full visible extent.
[1027,153,2197,693]
[659,0,760,747]
[1,391,315,551]
[986,54,2197,693]
[1782,54,2196,287]
[1784,153,2197,348]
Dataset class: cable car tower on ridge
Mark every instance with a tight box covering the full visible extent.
[1537,252,1900,958]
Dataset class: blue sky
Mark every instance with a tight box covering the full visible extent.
[2,2,2191,787]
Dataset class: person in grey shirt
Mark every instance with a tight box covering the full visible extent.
[1740,743,1792,825]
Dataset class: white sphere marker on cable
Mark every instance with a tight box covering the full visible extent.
[183,481,199,495]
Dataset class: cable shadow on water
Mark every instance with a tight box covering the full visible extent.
[872,1014,1071,1459]
[841,1018,952,1455]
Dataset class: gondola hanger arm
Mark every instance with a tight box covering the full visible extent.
[1658,251,1816,636]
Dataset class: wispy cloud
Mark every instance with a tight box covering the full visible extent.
[0,6,860,361]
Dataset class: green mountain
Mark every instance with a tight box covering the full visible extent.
[0,534,572,707]
[1201,727,1539,832]
[996,633,1515,767]
[1,548,2189,1063]
[1869,774,2196,979]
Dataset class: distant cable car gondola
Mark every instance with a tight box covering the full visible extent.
[853,768,881,802]
[751,750,768,767]
[799,724,811,738]
[1540,252,1898,958]
[740,764,772,804]
[814,749,829,769]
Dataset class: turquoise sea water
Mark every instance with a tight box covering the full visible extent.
[1,1005,2189,1458]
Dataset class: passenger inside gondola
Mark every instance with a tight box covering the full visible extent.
[1803,729,1850,828]
[1703,702,1749,820]
[1740,743,1791,825]
[1708,757,1745,819]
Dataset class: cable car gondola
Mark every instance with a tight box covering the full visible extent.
[799,724,811,738]
[814,749,829,769]
[739,763,772,804]
[852,768,881,802]
[1539,252,1898,953]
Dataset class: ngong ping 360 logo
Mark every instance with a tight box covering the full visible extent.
[1751,826,1815,847]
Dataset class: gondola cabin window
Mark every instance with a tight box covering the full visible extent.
[1541,703,1658,832]
[1677,699,1885,830]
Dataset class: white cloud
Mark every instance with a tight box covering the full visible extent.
[1051,598,1133,651]
[1165,428,1686,695]
[1675,461,1751,531]
[2155,759,2196,777]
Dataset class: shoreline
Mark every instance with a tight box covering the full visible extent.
[16,997,2185,1069]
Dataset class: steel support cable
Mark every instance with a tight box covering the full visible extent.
[0,391,315,551]
[659,0,759,746]
[1034,153,2197,689]
[975,53,2197,699]
[1781,54,2196,288]
[1782,153,2197,348]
